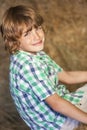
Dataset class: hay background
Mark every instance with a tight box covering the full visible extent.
[0,0,87,129]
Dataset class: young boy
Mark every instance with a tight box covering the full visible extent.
[0,5,87,130]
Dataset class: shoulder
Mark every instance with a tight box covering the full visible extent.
[10,51,34,65]
[10,51,34,74]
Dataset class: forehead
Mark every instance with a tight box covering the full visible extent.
[17,14,43,35]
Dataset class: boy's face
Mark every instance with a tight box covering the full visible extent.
[19,26,45,54]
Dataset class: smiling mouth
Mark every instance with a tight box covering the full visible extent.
[32,40,43,46]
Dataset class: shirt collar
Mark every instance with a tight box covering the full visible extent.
[18,50,45,59]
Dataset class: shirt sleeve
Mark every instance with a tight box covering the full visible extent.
[19,61,56,101]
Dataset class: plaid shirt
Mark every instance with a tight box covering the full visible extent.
[10,51,84,130]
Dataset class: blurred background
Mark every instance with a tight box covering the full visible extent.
[0,0,87,130]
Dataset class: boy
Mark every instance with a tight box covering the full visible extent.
[0,5,87,130]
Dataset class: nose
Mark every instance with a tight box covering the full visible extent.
[33,29,40,40]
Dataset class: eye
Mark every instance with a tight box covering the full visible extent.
[35,26,42,31]
[37,26,42,30]
[23,27,32,37]
[24,30,31,37]
[24,32,28,37]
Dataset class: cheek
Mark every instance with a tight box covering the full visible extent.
[42,36,45,43]
[41,31,45,39]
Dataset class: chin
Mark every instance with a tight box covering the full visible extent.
[36,48,43,53]
[37,44,44,51]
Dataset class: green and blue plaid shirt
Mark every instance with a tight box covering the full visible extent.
[10,51,84,130]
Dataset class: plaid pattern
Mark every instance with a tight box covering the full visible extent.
[10,51,84,130]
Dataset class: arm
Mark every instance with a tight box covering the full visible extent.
[45,93,87,124]
[58,70,87,84]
